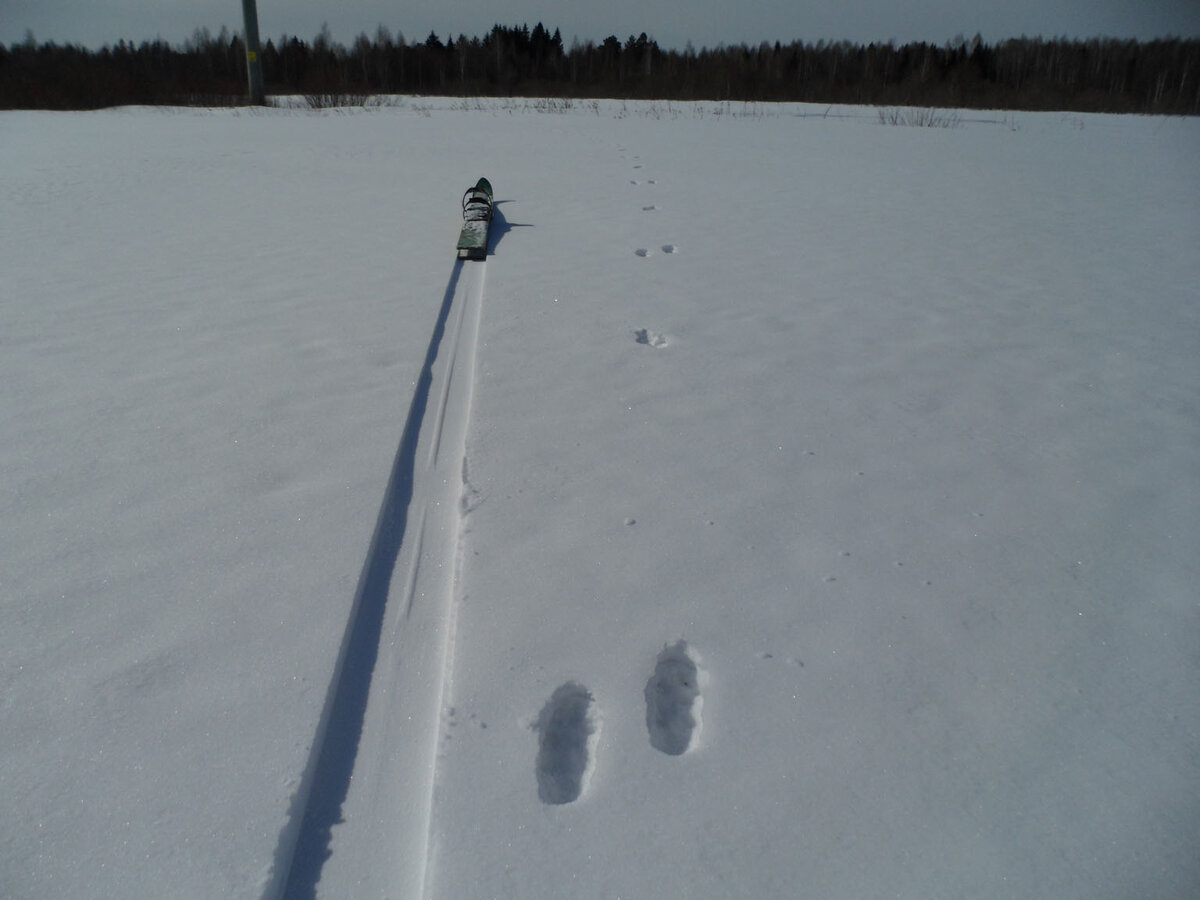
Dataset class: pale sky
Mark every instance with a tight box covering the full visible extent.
[3,0,1198,51]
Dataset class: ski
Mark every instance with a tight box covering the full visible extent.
[456,177,493,260]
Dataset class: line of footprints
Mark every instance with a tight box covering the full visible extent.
[535,640,704,805]
[623,147,675,348]
[621,146,679,259]
[532,150,691,807]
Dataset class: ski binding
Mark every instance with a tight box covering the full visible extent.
[457,177,493,260]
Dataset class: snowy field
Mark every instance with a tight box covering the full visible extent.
[2,98,1198,899]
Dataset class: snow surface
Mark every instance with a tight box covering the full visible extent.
[2,99,1198,900]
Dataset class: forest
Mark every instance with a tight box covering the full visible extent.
[2,23,1198,113]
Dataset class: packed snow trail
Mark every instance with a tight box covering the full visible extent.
[268,258,486,900]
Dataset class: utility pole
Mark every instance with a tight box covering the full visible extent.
[241,0,265,105]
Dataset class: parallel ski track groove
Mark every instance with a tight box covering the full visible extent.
[401,504,427,621]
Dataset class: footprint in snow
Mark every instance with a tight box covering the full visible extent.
[661,244,678,254]
[634,329,668,348]
[634,247,652,257]
[535,682,598,804]
[645,641,703,755]
[642,205,660,211]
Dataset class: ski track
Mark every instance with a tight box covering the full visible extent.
[427,289,469,469]
[268,258,486,900]
[401,505,428,621]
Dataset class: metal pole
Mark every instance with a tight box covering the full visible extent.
[241,0,265,105]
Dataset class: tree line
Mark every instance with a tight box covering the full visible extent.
[2,23,1197,114]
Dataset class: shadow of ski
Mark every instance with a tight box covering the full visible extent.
[487,202,532,255]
